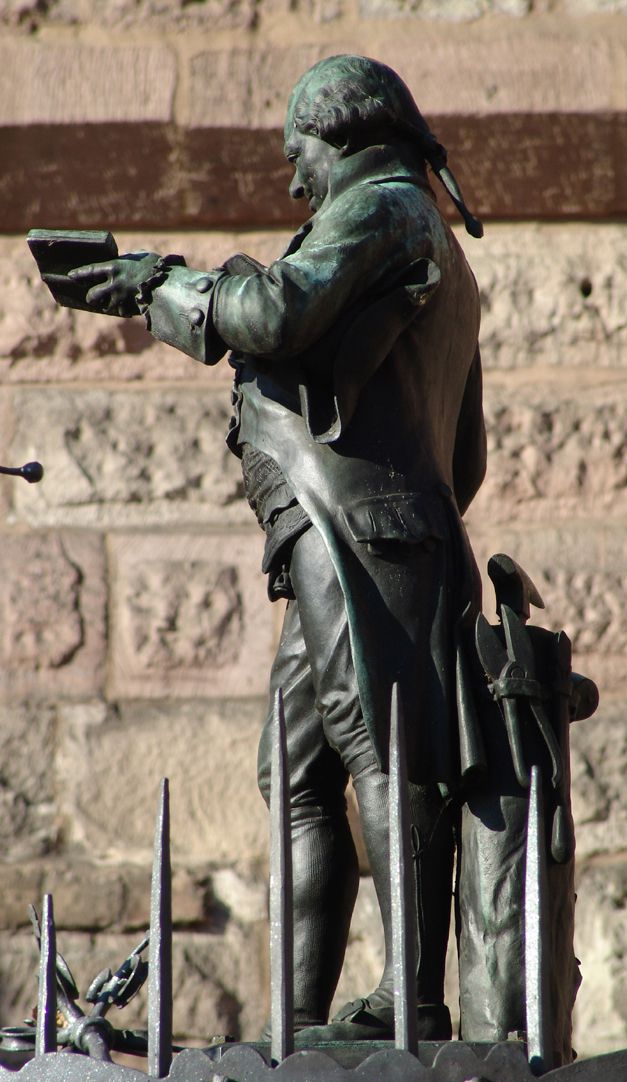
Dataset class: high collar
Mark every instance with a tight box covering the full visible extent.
[323,142,434,208]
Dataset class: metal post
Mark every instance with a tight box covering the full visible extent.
[525,765,553,1076]
[148,778,173,1078]
[269,688,294,1063]
[389,683,418,1054]
[35,894,57,1056]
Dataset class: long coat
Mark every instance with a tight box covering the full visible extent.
[146,142,487,785]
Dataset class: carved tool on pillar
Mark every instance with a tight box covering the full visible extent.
[148,779,172,1079]
[35,894,57,1056]
[389,683,418,1054]
[270,688,294,1064]
[525,765,553,1076]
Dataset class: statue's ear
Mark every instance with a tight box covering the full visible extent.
[327,128,351,153]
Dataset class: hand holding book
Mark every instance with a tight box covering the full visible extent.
[27,229,158,317]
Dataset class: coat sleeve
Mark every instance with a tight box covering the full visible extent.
[142,265,229,365]
[211,186,430,361]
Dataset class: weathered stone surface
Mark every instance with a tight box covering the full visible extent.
[108,532,272,698]
[55,699,269,864]
[573,859,627,1058]
[467,522,626,695]
[0,0,255,33]
[0,532,105,700]
[1,112,623,231]
[0,856,263,935]
[187,47,328,130]
[376,30,617,114]
[359,0,530,23]
[0,925,268,1041]
[472,374,627,521]
[462,223,627,371]
[2,0,625,33]
[10,388,248,528]
[0,45,176,125]
[0,703,57,861]
[570,699,627,861]
[566,0,627,12]
[0,122,185,234]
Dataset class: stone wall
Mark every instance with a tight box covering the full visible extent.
[0,0,625,1063]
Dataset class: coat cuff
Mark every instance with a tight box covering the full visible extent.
[141,261,228,365]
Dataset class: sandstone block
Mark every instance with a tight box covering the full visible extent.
[472,374,627,521]
[2,114,623,231]
[0,855,261,935]
[186,33,616,124]
[360,0,530,22]
[0,44,175,125]
[0,532,105,700]
[570,699,627,861]
[0,863,45,930]
[1,122,181,234]
[55,699,269,865]
[108,531,272,699]
[0,703,57,861]
[467,521,626,695]
[187,46,330,129]
[1,0,256,32]
[0,930,39,1028]
[464,223,627,370]
[573,859,627,1058]
[10,388,248,529]
[566,0,627,12]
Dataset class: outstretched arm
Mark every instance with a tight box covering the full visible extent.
[69,253,228,365]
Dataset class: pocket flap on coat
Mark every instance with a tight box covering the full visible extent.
[341,492,444,545]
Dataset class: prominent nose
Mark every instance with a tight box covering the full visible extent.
[289,172,305,200]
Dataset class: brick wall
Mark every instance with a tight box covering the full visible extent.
[0,0,625,1060]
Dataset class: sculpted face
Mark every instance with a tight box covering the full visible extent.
[284,127,343,212]
[283,64,350,212]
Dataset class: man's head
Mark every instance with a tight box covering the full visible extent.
[284,54,483,238]
[283,55,444,212]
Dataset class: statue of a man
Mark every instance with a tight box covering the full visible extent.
[71,55,486,1042]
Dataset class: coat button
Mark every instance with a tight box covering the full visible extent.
[189,307,205,327]
[195,277,212,293]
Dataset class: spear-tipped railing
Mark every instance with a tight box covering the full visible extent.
[389,683,418,1054]
[269,688,294,1064]
[148,778,173,1078]
[35,895,57,1056]
[525,765,553,1076]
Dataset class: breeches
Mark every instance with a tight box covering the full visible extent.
[257,525,376,810]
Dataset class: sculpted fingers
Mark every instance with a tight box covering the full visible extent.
[85,280,115,308]
[68,262,115,283]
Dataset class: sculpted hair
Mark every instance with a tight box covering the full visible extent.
[292,55,447,170]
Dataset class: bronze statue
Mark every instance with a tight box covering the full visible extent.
[30,56,594,1066]
[49,54,487,1044]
